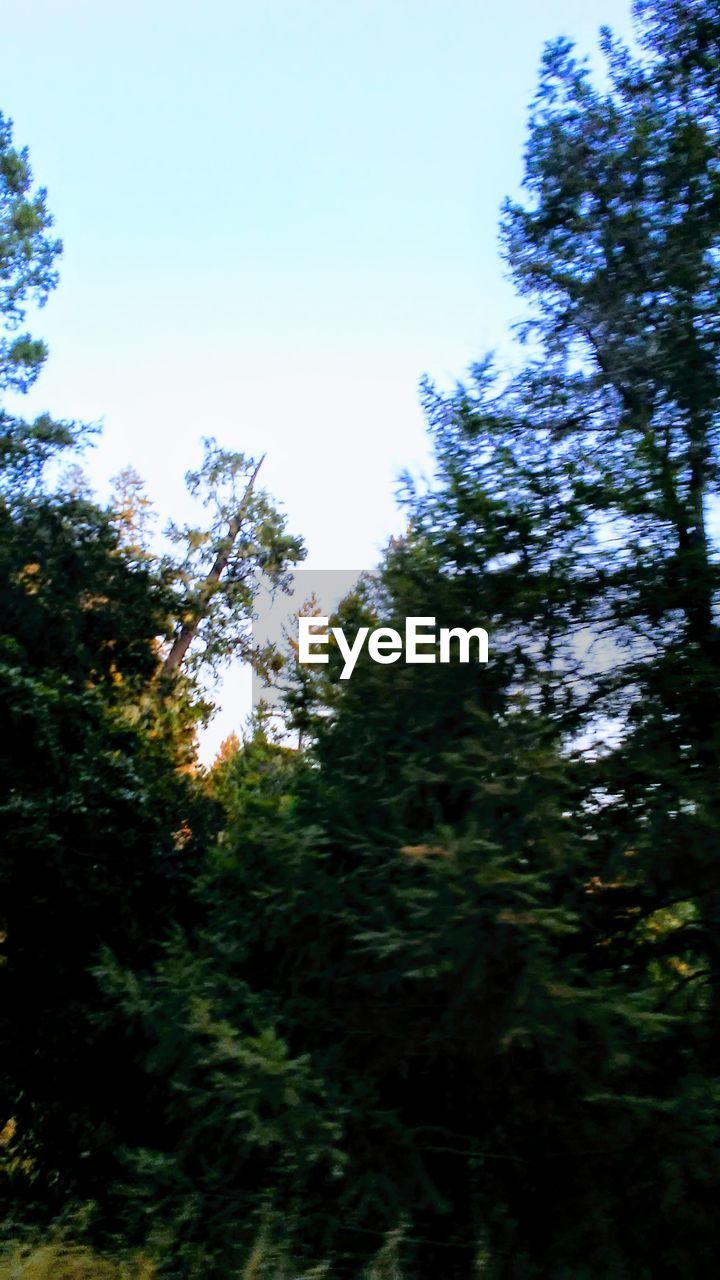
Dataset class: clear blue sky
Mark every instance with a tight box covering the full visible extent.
[3,0,635,752]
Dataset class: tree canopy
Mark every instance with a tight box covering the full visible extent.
[3,3,720,1276]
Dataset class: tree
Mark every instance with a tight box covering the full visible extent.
[0,111,85,496]
[96,723,344,1276]
[0,480,220,1211]
[110,466,157,560]
[500,0,720,1065]
[161,438,305,678]
[0,114,307,1230]
[0,111,60,394]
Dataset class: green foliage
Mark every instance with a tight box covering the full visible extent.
[0,111,60,395]
[0,493,214,1205]
[0,112,87,498]
[0,117,217,1215]
[163,437,305,677]
[5,2,720,1277]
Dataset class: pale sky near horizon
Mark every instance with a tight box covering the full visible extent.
[3,0,635,756]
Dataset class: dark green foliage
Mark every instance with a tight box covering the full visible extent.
[0,487,215,1207]
[0,117,216,1215]
[497,0,720,1092]
[5,2,720,1277]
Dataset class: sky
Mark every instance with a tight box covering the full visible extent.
[2,0,636,755]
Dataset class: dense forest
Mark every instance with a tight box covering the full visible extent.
[2,1,720,1275]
